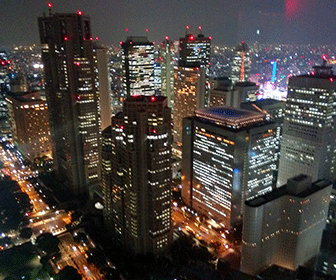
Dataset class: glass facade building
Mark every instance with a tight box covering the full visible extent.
[38,12,101,195]
[182,107,279,228]
[277,61,336,187]
[121,36,155,97]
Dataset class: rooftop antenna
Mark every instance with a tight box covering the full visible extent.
[48,3,52,16]
[145,28,149,37]
[185,25,190,36]
[198,26,202,35]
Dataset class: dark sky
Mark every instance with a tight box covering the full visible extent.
[1,0,336,47]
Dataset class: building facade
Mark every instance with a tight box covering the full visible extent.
[106,95,172,254]
[179,32,211,108]
[173,66,206,156]
[38,11,101,195]
[277,61,336,187]
[241,174,332,275]
[121,36,155,97]
[160,37,175,109]
[182,107,278,228]
[6,91,52,161]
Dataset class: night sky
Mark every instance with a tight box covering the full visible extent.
[1,0,336,47]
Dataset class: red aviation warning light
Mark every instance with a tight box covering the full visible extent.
[209,36,212,40]
[95,36,99,40]
[322,55,327,60]
[189,35,194,40]
[186,25,190,29]
[165,36,169,40]
[64,37,68,41]
[330,78,334,82]
[151,96,156,102]
[77,10,82,15]
[48,3,52,8]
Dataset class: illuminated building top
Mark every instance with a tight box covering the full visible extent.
[195,106,269,128]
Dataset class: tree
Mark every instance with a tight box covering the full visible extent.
[19,227,33,239]
[36,233,60,255]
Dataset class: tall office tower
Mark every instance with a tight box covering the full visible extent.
[277,61,336,187]
[230,41,251,84]
[173,66,206,157]
[182,107,278,228]
[6,91,52,161]
[38,11,101,195]
[241,174,332,275]
[93,44,111,131]
[160,37,175,108]
[179,30,211,107]
[242,99,285,184]
[121,36,155,97]
[107,95,172,254]
[101,125,112,227]
[153,59,161,92]
[209,77,232,107]
[0,53,11,137]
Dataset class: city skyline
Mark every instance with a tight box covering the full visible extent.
[1,0,336,47]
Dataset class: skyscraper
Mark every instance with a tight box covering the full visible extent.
[121,36,155,97]
[6,91,52,161]
[241,174,331,275]
[173,66,206,156]
[230,41,251,84]
[172,29,211,156]
[93,43,111,131]
[38,11,101,195]
[106,95,172,254]
[277,60,336,187]
[0,52,11,137]
[178,30,211,107]
[182,107,278,228]
[160,37,175,109]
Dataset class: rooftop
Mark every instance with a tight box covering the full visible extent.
[195,106,267,128]
[246,176,331,208]
[123,36,153,45]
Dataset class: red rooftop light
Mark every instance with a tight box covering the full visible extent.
[186,25,190,29]
[322,55,327,60]
[64,37,68,41]
[48,3,52,8]
[330,78,333,82]
[311,71,315,75]
[209,36,212,40]
[1,61,5,66]
[119,41,123,45]
[151,96,156,102]
[146,28,148,32]
[189,35,194,40]
[165,36,169,40]
[95,36,99,40]
[77,10,82,15]
[90,37,93,41]
[76,62,80,66]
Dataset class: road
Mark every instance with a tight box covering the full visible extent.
[0,143,108,279]
[172,206,234,258]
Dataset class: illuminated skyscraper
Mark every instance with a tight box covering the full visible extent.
[0,52,11,137]
[93,43,111,131]
[277,60,336,187]
[160,37,175,108]
[38,11,101,195]
[182,107,278,228]
[121,36,155,97]
[241,174,331,275]
[106,95,172,254]
[6,91,52,161]
[230,41,251,84]
[173,66,206,156]
[179,30,211,107]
